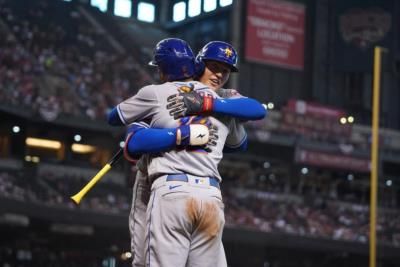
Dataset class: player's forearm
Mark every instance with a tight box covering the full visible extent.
[213,98,266,120]
[125,124,212,158]
[126,128,178,155]
[168,92,267,120]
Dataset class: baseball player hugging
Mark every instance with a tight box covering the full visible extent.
[108,38,266,267]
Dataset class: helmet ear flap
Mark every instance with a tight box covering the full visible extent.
[194,57,205,78]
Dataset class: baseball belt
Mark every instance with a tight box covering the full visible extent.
[166,173,220,190]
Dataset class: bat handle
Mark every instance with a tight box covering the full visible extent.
[70,164,112,205]
[109,148,123,166]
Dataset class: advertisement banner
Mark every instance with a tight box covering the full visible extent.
[286,99,346,118]
[295,148,371,173]
[334,0,394,71]
[280,99,352,139]
[245,0,305,70]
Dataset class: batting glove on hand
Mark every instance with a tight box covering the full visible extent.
[204,124,218,152]
[176,124,218,152]
[167,91,214,119]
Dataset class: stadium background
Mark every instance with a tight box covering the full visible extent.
[0,0,399,266]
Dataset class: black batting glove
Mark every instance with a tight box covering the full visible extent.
[167,91,214,119]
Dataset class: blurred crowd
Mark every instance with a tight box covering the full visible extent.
[0,247,102,267]
[1,165,399,247]
[224,188,400,246]
[0,170,130,214]
[0,0,152,121]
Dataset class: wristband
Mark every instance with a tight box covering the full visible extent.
[202,95,214,113]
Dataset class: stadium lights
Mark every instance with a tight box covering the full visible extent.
[301,167,308,175]
[386,180,392,187]
[267,102,275,110]
[347,174,354,181]
[173,2,186,22]
[12,126,20,133]
[71,143,96,154]
[31,156,40,163]
[204,0,217,12]
[74,134,82,142]
[114,0,132,18]
[24,155,40,163]
[220,0,233,7]
[121,251,132,260]
[188,0,201,17]
[137,2,155,22]
[339,117,347,124]
[26,137,62,150]
[347,116,355,123]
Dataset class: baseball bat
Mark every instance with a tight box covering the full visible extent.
[70,148,123,205]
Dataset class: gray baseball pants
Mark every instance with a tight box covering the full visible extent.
[129,171,151,267]
[145,174,227,267]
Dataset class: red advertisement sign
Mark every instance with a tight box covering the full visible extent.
[245,0,305,70]
[295,148,371,173]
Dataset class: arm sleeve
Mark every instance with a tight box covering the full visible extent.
[213,97,266,121]
[113,85,158,125]
[125,127,178,160]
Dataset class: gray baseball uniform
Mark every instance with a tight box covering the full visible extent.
[118,81,246,267]
[129,153,151,267]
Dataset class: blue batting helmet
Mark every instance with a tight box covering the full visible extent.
[149,38,196,81]
[195,41,239,76]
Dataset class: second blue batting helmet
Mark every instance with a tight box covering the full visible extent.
[149,38,196,81]
[196,41,239,75]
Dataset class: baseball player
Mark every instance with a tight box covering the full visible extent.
[108,39,215,267]
[109,40,265,266]
[109,39,200,267]
[109,38,212,267]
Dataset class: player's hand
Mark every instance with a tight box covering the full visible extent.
[176,124,218,152]
[204,124,218,152]
[167,91,214,119]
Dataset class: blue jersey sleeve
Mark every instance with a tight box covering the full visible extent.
[213,98,266,121]
[125,127,178,159]
[124,122,243,161]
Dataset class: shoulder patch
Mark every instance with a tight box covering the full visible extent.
[178,85,194,93]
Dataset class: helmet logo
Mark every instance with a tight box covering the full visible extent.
[224,47,233,58]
